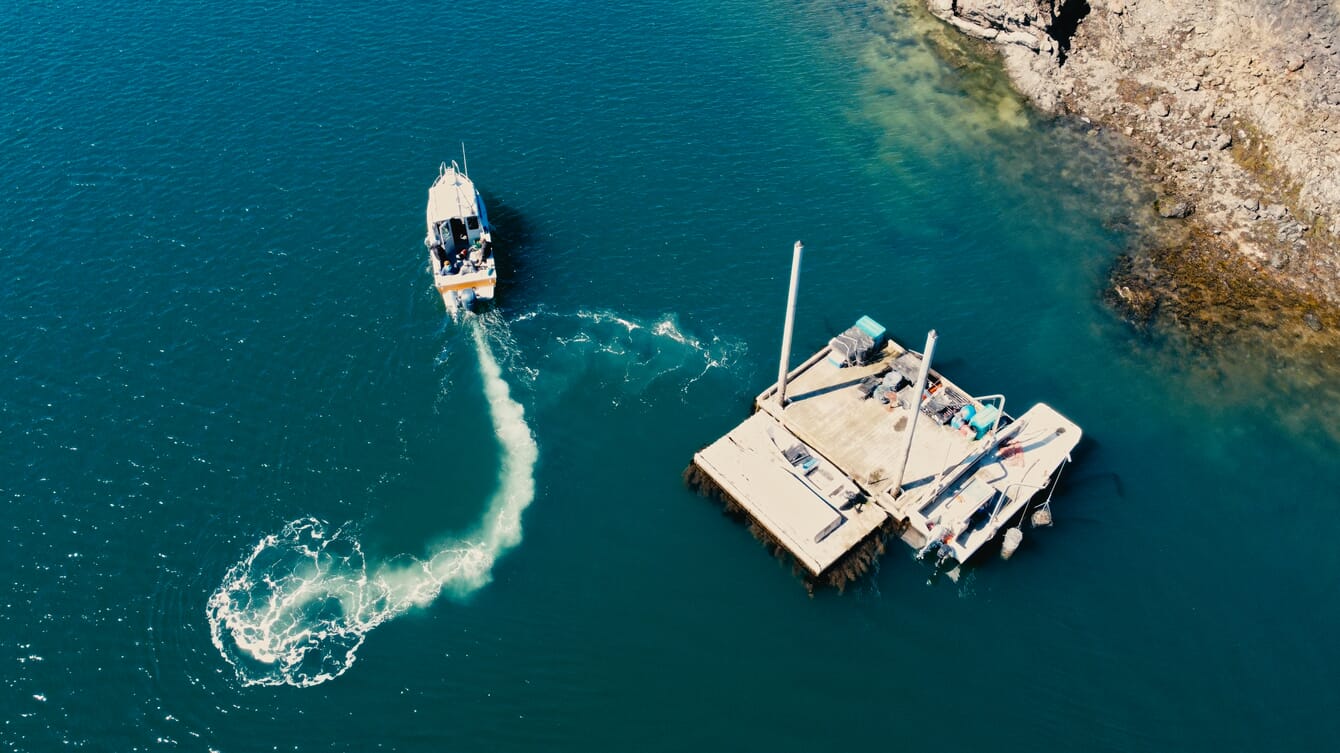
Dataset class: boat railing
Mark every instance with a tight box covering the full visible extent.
[992,472,1047,524]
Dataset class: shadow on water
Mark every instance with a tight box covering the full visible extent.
[1063,469,1126,500]
[481,197,538,310]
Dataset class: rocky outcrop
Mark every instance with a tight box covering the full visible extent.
[923,1,1080,109]
[925,0,1340,306]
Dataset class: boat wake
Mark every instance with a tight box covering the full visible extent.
[498,307,747,403]
[206,318,537,687]
[206,308,733,686]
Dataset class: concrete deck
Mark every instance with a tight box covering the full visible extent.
[692,411,889,576]
[691,327,1082,577]
[757,342,991,511]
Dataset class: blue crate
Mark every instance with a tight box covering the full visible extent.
[855,315,886,342]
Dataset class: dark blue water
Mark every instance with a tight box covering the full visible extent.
[4,0,1338,750]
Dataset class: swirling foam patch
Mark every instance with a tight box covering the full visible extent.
[501,308,747,401]
[206,320,537,687]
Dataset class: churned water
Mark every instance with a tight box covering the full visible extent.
[3,0,1337,750]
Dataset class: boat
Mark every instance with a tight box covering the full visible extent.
[425,160,495,315]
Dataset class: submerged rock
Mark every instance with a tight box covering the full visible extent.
[1105,253,1159,328]
[1103,225,1340,351]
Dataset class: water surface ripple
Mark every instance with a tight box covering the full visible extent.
[2,0,1337,751]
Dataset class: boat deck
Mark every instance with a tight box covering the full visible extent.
[910,403,1080,560]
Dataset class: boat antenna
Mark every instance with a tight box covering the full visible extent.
[461,142,469,177]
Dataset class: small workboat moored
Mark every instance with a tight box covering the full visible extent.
[425,159,495,315]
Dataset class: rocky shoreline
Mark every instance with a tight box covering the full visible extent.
[921,0,1340,340]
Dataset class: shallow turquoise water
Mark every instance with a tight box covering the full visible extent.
[4,0,1339,750]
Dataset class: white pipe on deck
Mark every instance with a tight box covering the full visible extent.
[775,241,804,406]
[889,330,938,497]
[975,393,1006,442]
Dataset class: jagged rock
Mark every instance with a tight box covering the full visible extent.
[924,2,1061,61]
[1157,198,1195,218]
[1305,311,1324,331]
[921,0,1340,307]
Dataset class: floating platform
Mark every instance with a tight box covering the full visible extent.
[689,322,1081,588]
[692,411,890,576]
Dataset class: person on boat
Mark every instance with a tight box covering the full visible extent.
[442,247,464,275]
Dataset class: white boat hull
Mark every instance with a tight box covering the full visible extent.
[425,161,496,315]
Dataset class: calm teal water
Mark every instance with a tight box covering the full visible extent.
[5,0,1339,750]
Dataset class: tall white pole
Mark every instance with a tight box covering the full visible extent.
[776,241,804,406]
[890,330,938,497]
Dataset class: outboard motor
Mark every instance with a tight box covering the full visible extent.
[458,287,477,311]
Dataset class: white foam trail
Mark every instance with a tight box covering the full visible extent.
[207,317,537,687]
[207,308,740,685]
[424,322,538,595]
[575,309,642,332]
[649,316,701,349]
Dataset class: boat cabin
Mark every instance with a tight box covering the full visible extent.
[425,162,493,278]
